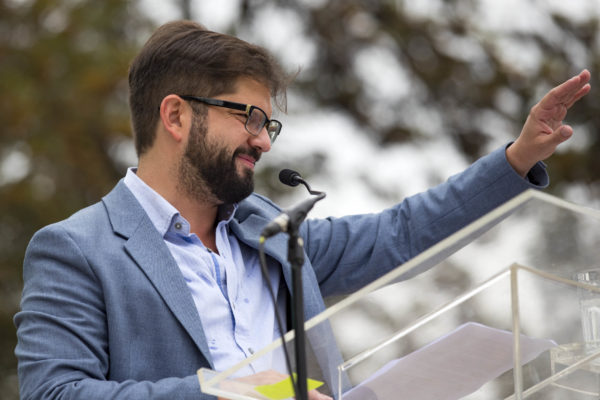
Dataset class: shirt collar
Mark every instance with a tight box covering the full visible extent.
[123,168,238,237]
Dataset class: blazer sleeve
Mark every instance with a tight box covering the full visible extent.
[14,224,213,400]
[302,145,548,297]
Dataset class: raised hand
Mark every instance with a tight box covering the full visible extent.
[506,69,591,177]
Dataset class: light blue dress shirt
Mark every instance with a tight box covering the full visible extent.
[124,168,285,375]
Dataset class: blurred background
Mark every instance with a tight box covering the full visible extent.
[2,0,600,398]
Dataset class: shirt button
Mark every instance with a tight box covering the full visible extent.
[248,348,254,354]
[174,222,182,230]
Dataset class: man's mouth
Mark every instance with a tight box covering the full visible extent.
[235,147,261,170]
[237,153,257,169]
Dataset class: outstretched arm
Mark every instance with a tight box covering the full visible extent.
[506,69,591,177]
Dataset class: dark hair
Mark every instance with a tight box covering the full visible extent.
[128,20,291,156]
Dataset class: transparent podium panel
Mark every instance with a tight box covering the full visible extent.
[198,190,600,399]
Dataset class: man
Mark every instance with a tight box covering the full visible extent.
[14,20,590,400]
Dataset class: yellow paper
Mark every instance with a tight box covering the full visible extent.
[254,374,324,400]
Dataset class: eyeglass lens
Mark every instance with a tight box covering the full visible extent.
[247,108,281,143]
[246,108,266,135]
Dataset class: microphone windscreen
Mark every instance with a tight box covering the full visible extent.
[279,169,302,187]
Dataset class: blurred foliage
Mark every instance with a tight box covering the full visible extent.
[233,0,600,194]
[0,0,152,397]
[2,0,600,398]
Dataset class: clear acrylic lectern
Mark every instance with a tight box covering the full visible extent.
[198,190,600,399]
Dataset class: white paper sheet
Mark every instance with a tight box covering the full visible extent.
[342,322,557,400]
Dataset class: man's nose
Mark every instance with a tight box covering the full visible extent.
[248,127,272,153]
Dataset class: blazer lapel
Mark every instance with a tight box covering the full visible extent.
[103,181,213,367]
[229,214,291,283]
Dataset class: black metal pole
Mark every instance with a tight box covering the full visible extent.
[288,229,308,400]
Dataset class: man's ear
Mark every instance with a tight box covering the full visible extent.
[158,94,192,143]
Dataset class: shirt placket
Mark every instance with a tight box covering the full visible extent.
[215,222,255,360]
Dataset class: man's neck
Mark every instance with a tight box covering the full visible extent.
[175,197,220,252]
[136,163,221,252]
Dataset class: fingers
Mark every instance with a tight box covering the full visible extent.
[532,69,590,129]
[540,69,591,110]
[541,122,572,144]
[558,70,591,104]
[508,69,589,176]
[557,125,573,141]
[566,83,592,108]
[308,389,333,400]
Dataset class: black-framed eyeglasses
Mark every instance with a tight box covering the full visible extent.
[179,95,282,144]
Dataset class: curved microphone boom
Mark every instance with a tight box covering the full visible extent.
[278,169,323,195]
[261,169,326,238]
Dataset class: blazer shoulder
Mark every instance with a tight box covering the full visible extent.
[30,200,110,245]
[29,180,137,246]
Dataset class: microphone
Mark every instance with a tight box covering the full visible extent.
[279,169,303,187]
[278,169,322,195]
[261,169,327,238]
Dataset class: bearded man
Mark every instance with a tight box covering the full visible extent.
[14,20,591,400]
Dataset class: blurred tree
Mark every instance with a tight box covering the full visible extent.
[225,0,600,199]
[0,0,152,397]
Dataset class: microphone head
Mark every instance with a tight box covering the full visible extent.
[279,169,302,187]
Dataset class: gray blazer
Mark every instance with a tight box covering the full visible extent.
[14,145,547,399]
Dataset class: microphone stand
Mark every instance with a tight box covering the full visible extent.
[284,192,325,400]
[265,170,326,400]
[287,220,309,400]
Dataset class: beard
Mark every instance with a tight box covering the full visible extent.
[177,113,259,205]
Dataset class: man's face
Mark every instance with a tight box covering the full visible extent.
[177,78,273,204]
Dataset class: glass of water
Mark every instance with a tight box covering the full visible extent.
[576,269,600,353]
